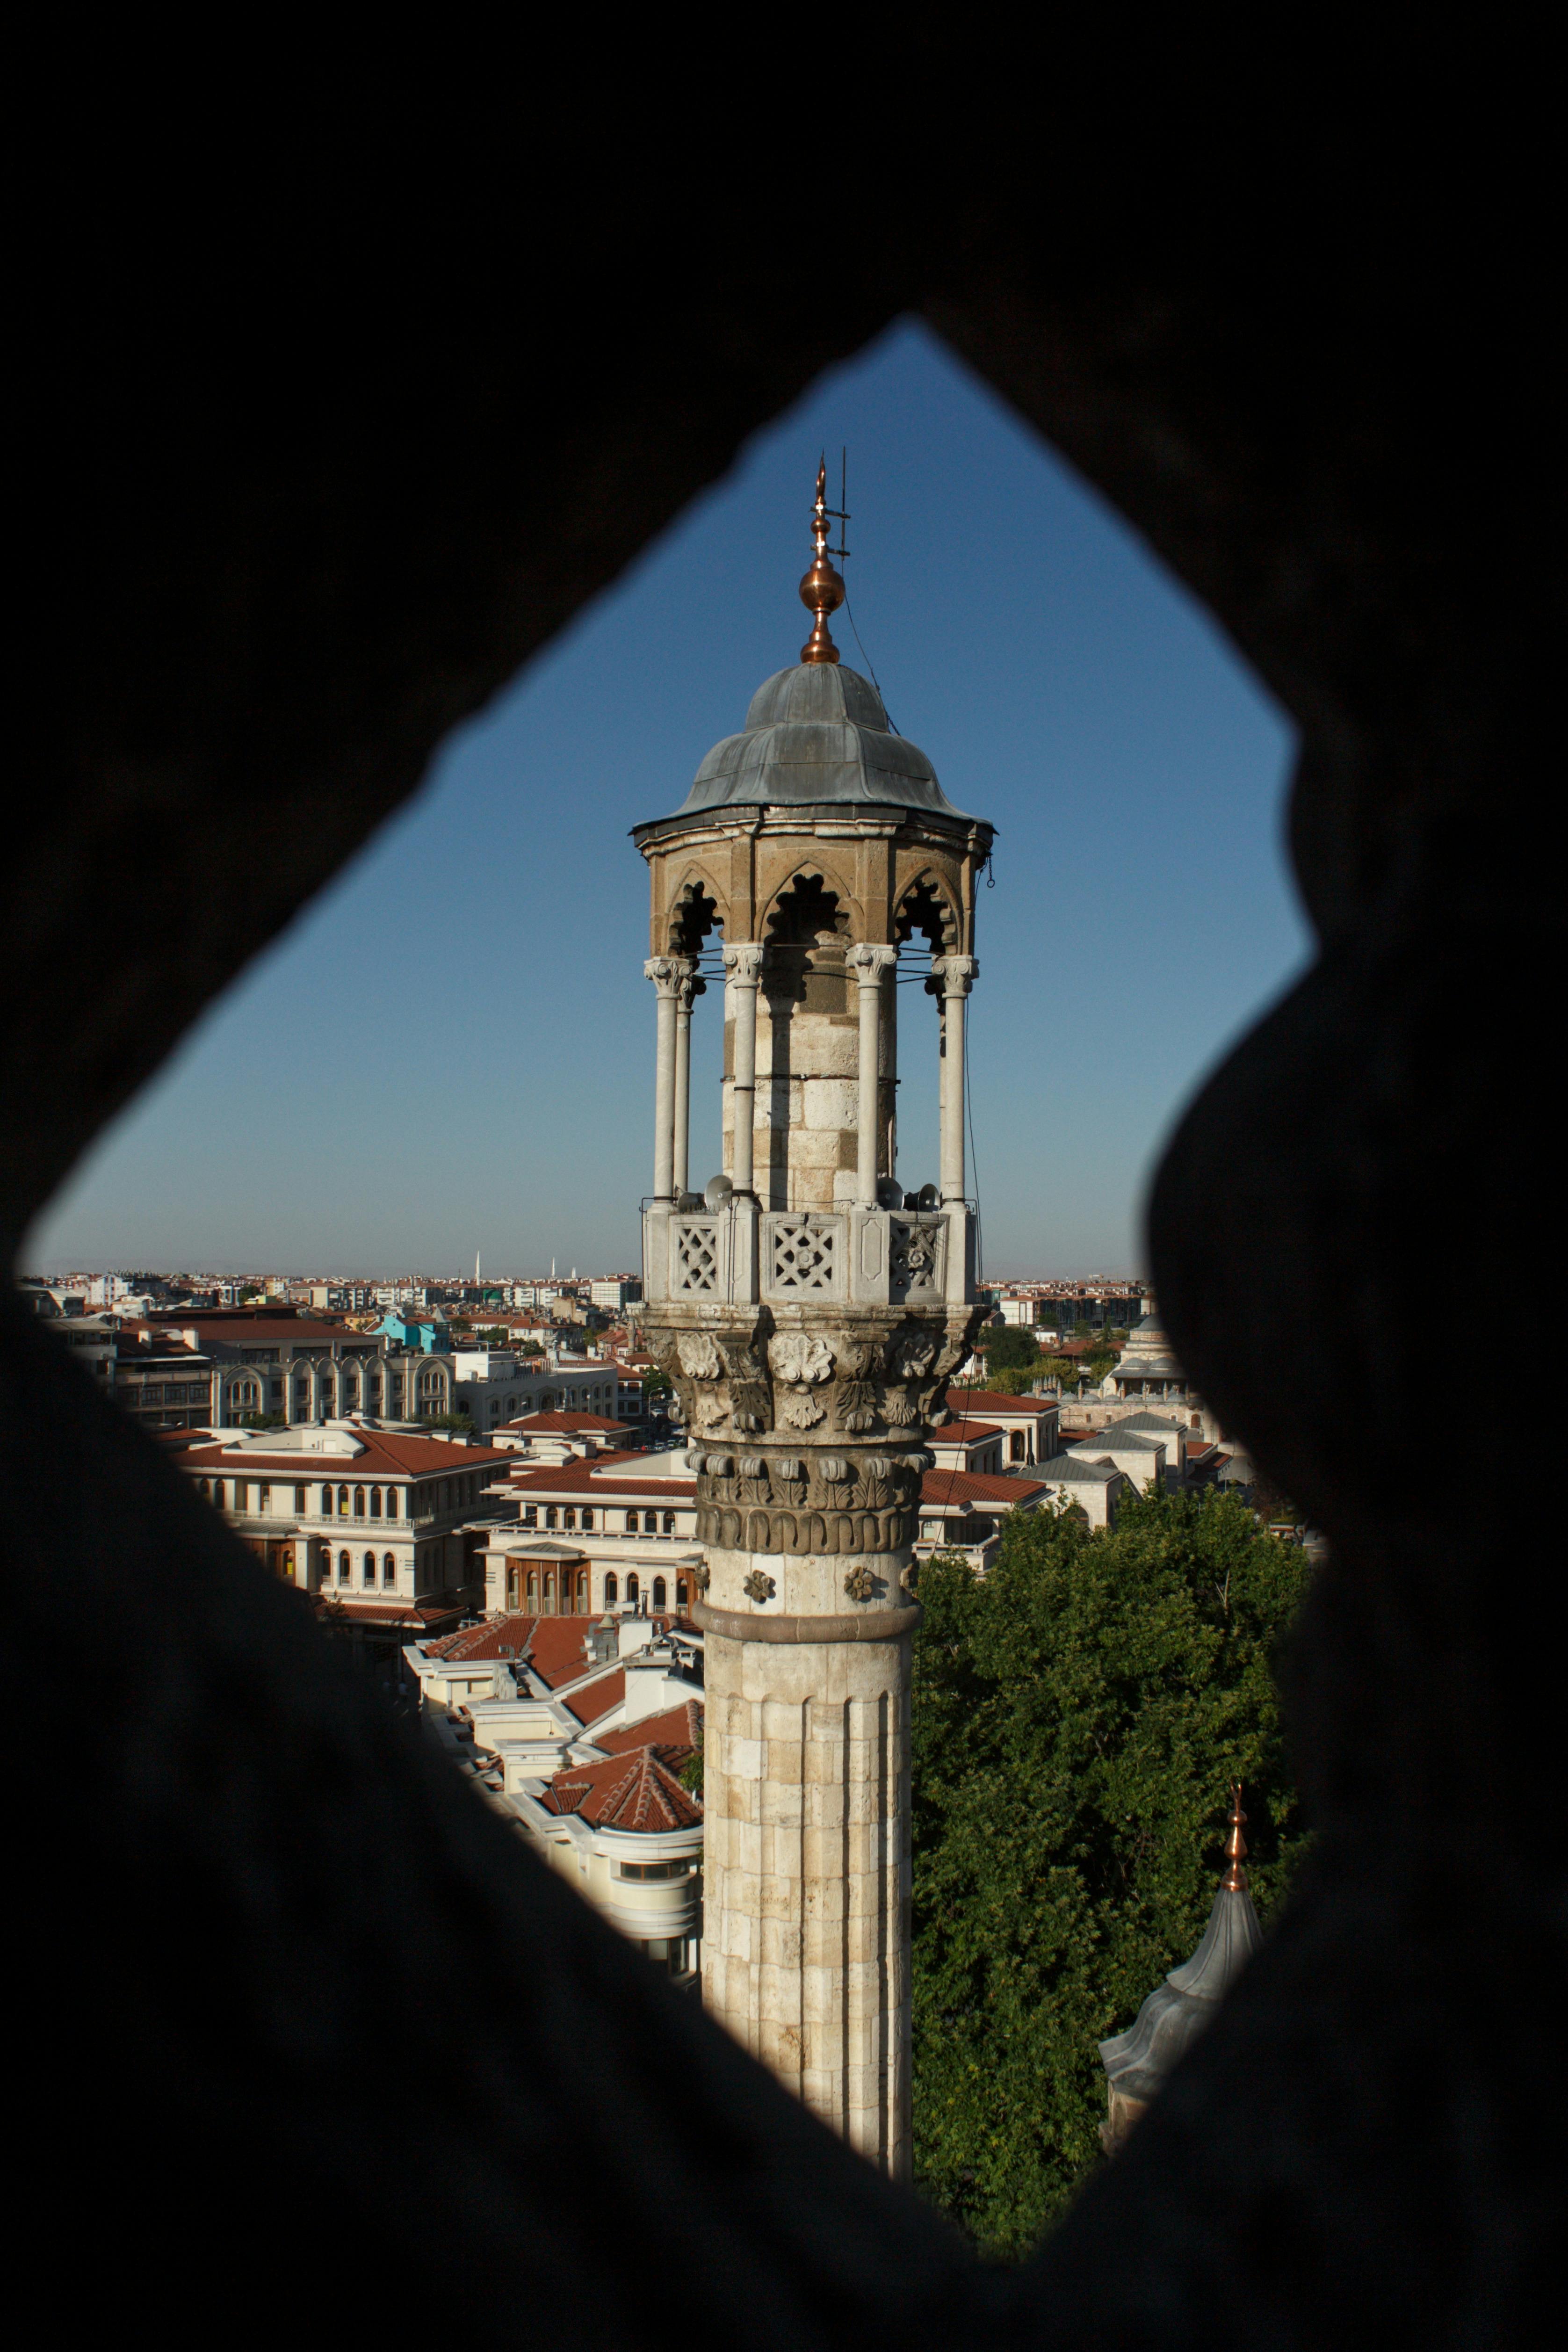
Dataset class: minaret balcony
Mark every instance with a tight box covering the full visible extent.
[643,1200,973,1310]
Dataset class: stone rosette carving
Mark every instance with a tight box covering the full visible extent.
[741,1569,776,1604]
[843,1565,877,1603]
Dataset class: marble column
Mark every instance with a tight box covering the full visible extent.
[934,955,977,1204]
[723,943,765,1197]
[847,944,897,1209]
[672,967,699,1200]
[644,955,686,1201]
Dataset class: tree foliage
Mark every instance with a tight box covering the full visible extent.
[978,1325,1042,1372]
[910,1485,1312,2257]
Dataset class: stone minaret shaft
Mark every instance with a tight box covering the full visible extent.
[635,473,992,2175]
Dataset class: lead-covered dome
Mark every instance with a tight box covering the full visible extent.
[665,662,976,823]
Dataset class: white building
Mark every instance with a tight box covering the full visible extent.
[407,1611,704,1981]
[181,1421,514,1639]
[451,1352,632,1433]
[475,1444,703,1620]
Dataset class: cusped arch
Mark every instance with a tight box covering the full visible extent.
[763,862,860,948]
[666,868,728,955]
[895,870,960,953]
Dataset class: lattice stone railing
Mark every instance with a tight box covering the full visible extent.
[672,1219,720,1295]
[647,1202,968,1308]
[766,1215,839,1296]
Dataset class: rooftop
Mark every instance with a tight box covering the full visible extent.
[638,662,986,831]
[541,1745,701,1833]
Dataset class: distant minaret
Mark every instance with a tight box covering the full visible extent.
[635,463,992,2179]
[475,1248,482,1284]
[1098,1784,1264,2153]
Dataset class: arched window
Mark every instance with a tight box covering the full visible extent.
[338,1550,350,1582]
[383,1554,396,1587]
[564,1507,576,1531]
[362,1552,375,1585]
[354,1487,366,1518]
[1011,1432,1026,1461]
[386,1489,399,1519]
[644,1511,658,1534]
[527,1571,538,1605]
[318,1544,331,1583]
[543,1570,556,1609]
[370,1487,381,1517]
[211,1479,224,1508]
[576,1570,589,1607]
[625,1511,637,1533]
[604,1571,618,1605]
[676,1578,689,1608]
[545,1506,558,1530]
[627,1571,640,1604]
[580,1507,593,1531]
[337,1485,349,1517]
[652,1576,667,1610]
[662,1511,675,1534]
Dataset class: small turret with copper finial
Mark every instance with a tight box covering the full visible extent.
[799,458,845,664]
[1097,1781,1265,2154]
[1221,1780,1250,1891]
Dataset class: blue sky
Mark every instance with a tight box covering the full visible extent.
[29,321,1306,1281]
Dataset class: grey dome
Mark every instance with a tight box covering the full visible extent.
[668,663,977,823]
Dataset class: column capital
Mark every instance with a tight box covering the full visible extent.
[932,954,978,993]
[643,954,690,997]
[847,942,898,980]
[722,941,766,984]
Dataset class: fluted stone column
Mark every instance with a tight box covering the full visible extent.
[645,955,686,1202]
[934,955,977,1203]
[723,942,764,1198]
[701,1585,915,2180]
[848,945,896,1209]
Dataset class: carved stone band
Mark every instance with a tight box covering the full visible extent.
[693,1597,923,1645]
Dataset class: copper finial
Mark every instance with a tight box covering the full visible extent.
[799,457,845,664]
[1221,1780,1250,1892]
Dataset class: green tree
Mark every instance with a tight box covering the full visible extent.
[420,1410,475,1435]
[910,1485,1311,2257]
[979,1325,1042,1373]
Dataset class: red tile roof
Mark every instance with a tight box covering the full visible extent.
[506,1411,632,1434]
[561,1667,625,1726]
[930,1419,1004,1444]
[423,1611,604,1689]
[944,1388,1055,1418]
[146,1314,352,1345]
[920,1468,1049,1509]
[507,1454,696,1499]
[315,1596,464,1628]
[542,1745,701,1831]
[182,1433,513,1476]
[595,1699,702,1763]
[425,1612,543,1663]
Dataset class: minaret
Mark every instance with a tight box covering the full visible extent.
[1097,1784,1265,2153]
[633,469,994,2178]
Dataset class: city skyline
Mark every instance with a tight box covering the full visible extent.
[27,320,1304,1278]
